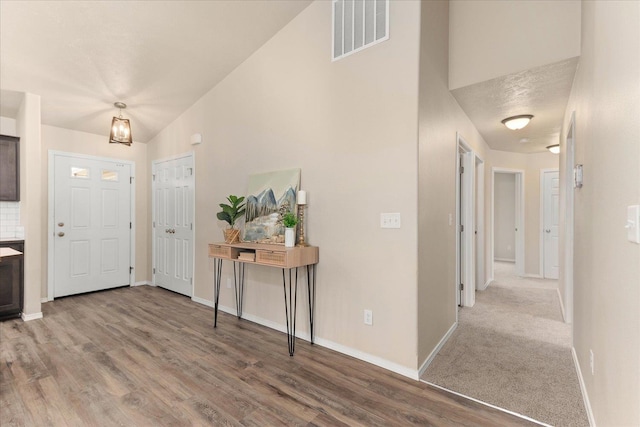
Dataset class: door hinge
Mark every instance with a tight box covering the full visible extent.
[460,166,464,174]
[153,268,156,274]
[190,223,193,230]
[152,174,156,181]
[460,224,464,232]
[190,277,193,284]
[130,222,132,229]
[460,282,464,290]
[130,177,133,184]
[130,266,134,274]
[153,221,156,228]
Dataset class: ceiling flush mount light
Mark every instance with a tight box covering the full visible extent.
[501,114,534,131]
[109,102,132,146]
[547,144,560,154]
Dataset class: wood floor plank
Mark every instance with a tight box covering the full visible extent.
[1,286,539,426]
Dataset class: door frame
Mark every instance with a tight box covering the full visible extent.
[491,168,525,280]
[151,151,195,297]
[47,150,135,301]
[455,133,482,308]
[563,112,576,323]
[540,168,559,278]
[475,156,486,291]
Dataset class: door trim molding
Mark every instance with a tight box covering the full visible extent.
[47,150,135,301]
[540,168,559,278]
[151,151,195,297]
[456,133,482,309]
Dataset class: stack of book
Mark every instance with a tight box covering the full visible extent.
[238,251,255,262]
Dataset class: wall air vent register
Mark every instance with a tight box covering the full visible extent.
[332,0,389,61]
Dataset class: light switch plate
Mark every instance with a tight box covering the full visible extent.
[380,213,401,229]
[627,205,640,244]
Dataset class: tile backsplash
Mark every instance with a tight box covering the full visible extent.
[0,201,24,239]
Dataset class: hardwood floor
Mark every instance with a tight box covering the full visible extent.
[1,286,537,426]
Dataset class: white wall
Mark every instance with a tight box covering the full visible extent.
[449,0,581,90]
[559,1,640,425]
[0,116,17,136]
[148,0,422,373]
[417,0,492,365]
[17,92,42,318]
[494,173,515,261]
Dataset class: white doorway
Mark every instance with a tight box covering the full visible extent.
[542,169,560,279]
[491,168,524,281]
[152,152,195,297]
[456,133,483,308]
[48,151,134,299]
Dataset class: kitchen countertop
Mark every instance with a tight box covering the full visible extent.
[0,238,24,243]
[0,247,22,259]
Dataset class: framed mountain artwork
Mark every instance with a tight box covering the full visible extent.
[243,168,300,244]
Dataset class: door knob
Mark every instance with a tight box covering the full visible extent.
[58,232,65,237]
[58,222,64,227]
[545,229,551,233]
[165,229,169,233]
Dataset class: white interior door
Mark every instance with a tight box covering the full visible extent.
[153,154,194,297]
[53,154,132,298]
[543,170,560,279]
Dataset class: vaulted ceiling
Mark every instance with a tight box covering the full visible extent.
[0,0,312,142]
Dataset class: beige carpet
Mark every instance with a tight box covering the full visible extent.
[421,262,589,427]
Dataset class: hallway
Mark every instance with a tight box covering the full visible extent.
[421,262,588,426]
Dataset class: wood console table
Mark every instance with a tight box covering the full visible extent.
[208,242,319,356]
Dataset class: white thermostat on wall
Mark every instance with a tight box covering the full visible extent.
[574,164,583,188]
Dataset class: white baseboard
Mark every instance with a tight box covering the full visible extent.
[556,288,568,323]
[478,278,493,291]
[133,281,154,287]
[22,312,43,321]
[523,273,544,279]
[494,258,516,263]
[40,297,49,303]
[572,348,596,426]
[418,321,457,377]
[190,296,419,380]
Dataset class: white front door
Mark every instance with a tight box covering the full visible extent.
[53,153,132,298]
[152,154,194,297]
[543,170,560,279]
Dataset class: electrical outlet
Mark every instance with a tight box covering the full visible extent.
[590,349,594,375]
[227,278,232,289]
[380,213,401,229]
[364,309,373,325]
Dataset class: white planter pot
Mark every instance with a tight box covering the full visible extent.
[284,227,296,247]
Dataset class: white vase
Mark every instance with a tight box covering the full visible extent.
[284,227,296,247]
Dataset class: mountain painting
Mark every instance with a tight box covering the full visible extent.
[243,168,300,244]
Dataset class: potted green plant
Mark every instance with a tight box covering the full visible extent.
[217,195,245,243]
[282,211,298,247]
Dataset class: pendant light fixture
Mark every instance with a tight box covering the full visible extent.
[109,102,132,146]
[501,114,534,131]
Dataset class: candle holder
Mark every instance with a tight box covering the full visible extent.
[297,204,307,246]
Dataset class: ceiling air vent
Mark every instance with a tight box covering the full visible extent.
[332,0,389,61]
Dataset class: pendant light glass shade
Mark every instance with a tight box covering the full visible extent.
[109,102,132,146]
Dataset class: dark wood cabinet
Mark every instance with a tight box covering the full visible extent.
[0,240,24,320]
[0,135,20,201]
